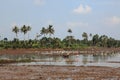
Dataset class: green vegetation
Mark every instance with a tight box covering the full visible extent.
[0,24,120,49]
[0,58,32,64]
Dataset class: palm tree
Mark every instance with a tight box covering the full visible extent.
[89,33,92,40]
[92,34,99,46]
[40,27,47,37]
[21,25,27,41]
[82,32,88,40]
[99,35,108,47]
[82,32,88,44]
[47,25,54,37]
[89,33,92,46]
[12,26,19,38]
[67,29,73,47]
[45,25,55,48]
[27,26,31,40]
[68,29,72,35]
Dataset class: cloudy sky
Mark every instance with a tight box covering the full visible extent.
[0,0,120,40]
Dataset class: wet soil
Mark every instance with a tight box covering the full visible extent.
[0,48,120,80]
[0,48,120,55]
[0,65,119,80]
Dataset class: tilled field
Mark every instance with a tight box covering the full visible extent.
[0,65,120,80]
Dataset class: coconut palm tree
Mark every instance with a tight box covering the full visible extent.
[47,25,54,37]
[21,25,28,41]
[92,34,99,46]
[67,29,73,47]
[89,33,92,40]
[12,26,19,38]
[27,26,31,40]
[82,32,88,44]
[44,25,55,48]
[82,32,88,40]
[89,33,92,46]
[40,27,47,37]
[68,29,72,35]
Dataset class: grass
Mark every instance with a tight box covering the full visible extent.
[0,58,32,64]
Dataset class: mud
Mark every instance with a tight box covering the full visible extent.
[0,65,119,80]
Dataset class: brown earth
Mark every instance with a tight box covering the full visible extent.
[0,47,120,55]
[0,48,119,80]
[0,65,119,80]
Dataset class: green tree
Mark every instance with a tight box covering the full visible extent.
[52,38,62,48]
[27,26,31,40]
[46,25,55,48]
[47,25,54,37]
[107,37,115,47]
[92,34,99,46]
[68,29,72,35]
[89,33,92,46]
[40,27,47,37]
[21,25,28,41]
[99,35,108,47]
[12,26,19,38]
[65,29,74,48]
[40,37,48,48]
[82,32,88,44]
[89,33,92,40]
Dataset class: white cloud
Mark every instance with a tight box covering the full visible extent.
[67,22,88,28]
[34,0,45,6]
[73,4,92,14]
[105,16,120,25]
[110,16,120,24]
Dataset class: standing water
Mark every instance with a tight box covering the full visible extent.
[0,52,120,67]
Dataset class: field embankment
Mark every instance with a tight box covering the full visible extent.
[0,47,120,55]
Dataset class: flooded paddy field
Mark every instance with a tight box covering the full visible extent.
[0,50,120,80]
[0,52,120,67]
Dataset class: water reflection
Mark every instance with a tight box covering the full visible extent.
[0,52,120,67]
[82,54,88,65]
[65,56,75,65]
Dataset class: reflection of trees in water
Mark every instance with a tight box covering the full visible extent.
[65,56,75,65]
[93,54,99,62]
[92,52,118,62]
[52,55,62,62]
[0,52,119,66]
[82,54,88,65]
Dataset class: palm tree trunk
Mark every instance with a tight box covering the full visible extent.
[28,33,29,40]
[24,34,25,41]
[16,33,18,39]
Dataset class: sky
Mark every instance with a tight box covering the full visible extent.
[0,0,120,40]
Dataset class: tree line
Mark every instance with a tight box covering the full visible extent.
[0,24,120,49]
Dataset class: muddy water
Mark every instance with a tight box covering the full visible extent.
[0,52,120,67]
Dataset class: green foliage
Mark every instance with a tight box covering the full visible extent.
[32,43,40,48]
[0,58,32,64]
[1,24,120,50]
[82,32,88,44]
[12,26,19,38]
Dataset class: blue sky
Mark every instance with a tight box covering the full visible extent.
[0,0,120,40]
